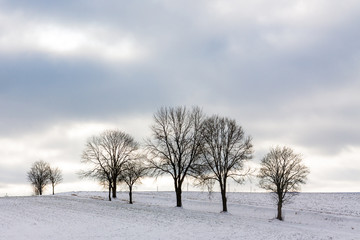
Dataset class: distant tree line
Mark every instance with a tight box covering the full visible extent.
[26,106,309,221]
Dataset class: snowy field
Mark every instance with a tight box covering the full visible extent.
[1,191,359,240]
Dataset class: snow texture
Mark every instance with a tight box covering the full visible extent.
[1,191,359,239]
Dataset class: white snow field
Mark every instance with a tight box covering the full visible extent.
[1,191,359,240]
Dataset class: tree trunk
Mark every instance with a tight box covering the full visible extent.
[52,183,55,195]
[221,188,227,212]
[176,187,182,207]
[112,182,117,198]
[219,179,227,212]
[174,179,183,207]
[129,185,133,204]
[277,200,283,220]
[108,184,112,201]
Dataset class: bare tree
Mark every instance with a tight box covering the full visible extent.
[197,115,253,212]
[119,158,148,204]
[146,106,203,207]
[27,160,51,196]
[80,135,113,201]
[258,146,310,221]
[80,130,139,201]
[49,167,63,195]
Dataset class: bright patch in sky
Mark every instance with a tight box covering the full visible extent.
[0,12,146,61]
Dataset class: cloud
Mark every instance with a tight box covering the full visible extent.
[0,11,148,62]
[0,0,359,193]
[0,53,167,137]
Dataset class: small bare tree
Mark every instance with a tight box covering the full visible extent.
[49,167,63,195]
[119,158,148,204]
[146,106,204,207]
[197,115,253,212]
[258,146,310,221]
[80,130,139,201]
[27,160,51,196]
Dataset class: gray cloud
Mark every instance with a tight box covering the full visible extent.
[1,0,360,193]
[0,55,168,136]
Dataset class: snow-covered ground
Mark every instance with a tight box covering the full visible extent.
[1,191,359,239]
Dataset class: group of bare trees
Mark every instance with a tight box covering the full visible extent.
[27,160,63,195]
[78,106,309,220]
[146,107,254,212]
[24,105,309,221]
[80,130,147,202]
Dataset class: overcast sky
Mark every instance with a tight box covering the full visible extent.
[1,0,359,195]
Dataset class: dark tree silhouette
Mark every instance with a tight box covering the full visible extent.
[146,106,203,207]
[119,158,148,204]
[197,115,253,212]
[80,130,139,201]
[49,167,63,195]
[27,160,51,195]
[258,146,310,221]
